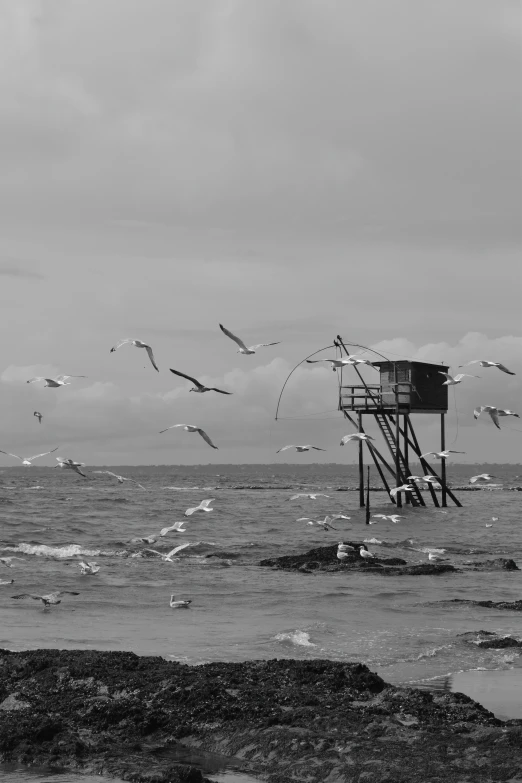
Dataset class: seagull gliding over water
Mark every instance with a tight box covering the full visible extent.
[185,499,214,516]
[276,445,326,453]
[11,591,79,608]
[33,411,42,423]
[0,448,59,466]
[56,457,87,478]
[93,471,145,489]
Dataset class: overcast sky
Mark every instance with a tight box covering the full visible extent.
[0,0,520,465]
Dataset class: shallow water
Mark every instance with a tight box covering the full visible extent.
[1,464,521,690]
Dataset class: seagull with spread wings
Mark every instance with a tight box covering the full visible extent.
[185,499,214,516]
[458,360,515,375]
[389,484,414,498]
[438,372,479,386]
[110,339,159,371]
[33,411,43,423]
[219,324,280,355]
[290,493,331,500]
[420,450,465,459]
[159,424,218,449]
[298,516,337,530]
[11,591,79,608]
[169,368,232,394]
[0,447,59,466]
[56,457,87,478]
[306,357,376,371]
[276,445,326,453]
[469,474,495,484]
[473,406,501,429]
[27,375,86,387]
[159,520,189,536]
[144,543,192,561]
[340,433,374,445]
[78,561,100,575]
[93,471,145,489]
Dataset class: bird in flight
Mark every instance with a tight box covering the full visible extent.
[33,411,43,424]
[290,493,331,500]
[306,357,376,371]
[276,445,326,453]
[110,339,159,371]
[219,324,280,355]
[92,471,145,489]
[389,484,414,498]
[469,474,495,484]
[408,475,440,484]
[458,360,515,375]
[438,372,479,386]
[170,595,192,609]
[56,457,87,478]
[144,544,191,562]
[372,514,403,523]
[473,406,501,429]
[159,424,218,449]
[11,591,79,608]
[185,499,214,516]
[420,450,465,459]
[340,433,374,445]
[0,448,59,466]
[27,375,86,387]
[159,521,188,536]
[169,368,232,394]
[298,516,337,530]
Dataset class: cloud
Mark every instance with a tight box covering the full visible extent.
[0,263,43,279]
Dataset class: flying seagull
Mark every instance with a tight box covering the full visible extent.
[219,323,280,355]
[298,517,337,531]
[408,475,440,484]
[169,368,232,394]
[420,450,465,459]
[458,360,515,375]
[56,457,87,478]
[389,484,414,498]
[93,471,145,489]
[498,409,520,418]
[290,493,331,500]
[438,372,479,386]
[0,448,59,466]
[110,339,159,372]
[185,499,214,516]
[159,520,189,536]
[473,406,501,429]
[11,591,79,608]
[33,411,42,424]
[170,595,192,609]
[159,424,218,449]
[469,474,495,484]
[340,433,374,445]
[276,445,326,453]
[372,514,403,523]
[27,375,86,387]
[306,357,376,371]
[144,545,190,562]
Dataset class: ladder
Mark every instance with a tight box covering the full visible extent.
[373,412,425,506]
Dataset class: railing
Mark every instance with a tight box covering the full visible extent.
[339,385,382,410]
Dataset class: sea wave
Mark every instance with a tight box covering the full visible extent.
[274,630,316,647]
[0,543,117,558]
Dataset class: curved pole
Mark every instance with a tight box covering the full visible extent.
[274,343,336,420]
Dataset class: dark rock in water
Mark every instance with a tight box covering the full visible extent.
[446,599,522,611]
[1,649,521,783]
[204,551,241,560]
[259,543,457,576]
[461,558,520,571]
[458,630,522,648]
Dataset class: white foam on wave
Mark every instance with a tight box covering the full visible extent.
[364,537,383,545]
[274,630,316,647]
[416,547,447,554]
[1,543,112,558]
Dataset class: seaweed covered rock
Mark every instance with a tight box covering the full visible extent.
[447,599,522,611]
[1,649,522,782]
[259,543,457,576]
[461,558,520,571]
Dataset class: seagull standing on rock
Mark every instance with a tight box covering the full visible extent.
[219,324,280,355]
[359,546,376,560]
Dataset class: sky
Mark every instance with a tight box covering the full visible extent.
[0,0,520,465]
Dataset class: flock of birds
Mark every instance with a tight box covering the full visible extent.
[0,331,518,608]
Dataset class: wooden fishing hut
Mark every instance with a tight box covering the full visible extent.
[336,337,461,509]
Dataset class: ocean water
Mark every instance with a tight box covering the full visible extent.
[1,464,521,780]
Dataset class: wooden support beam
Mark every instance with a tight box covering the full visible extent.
[358,411,364,508]
[440,413,447,507]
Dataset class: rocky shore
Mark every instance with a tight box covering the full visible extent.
[258,543,518,576]
[1,649,522,783]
